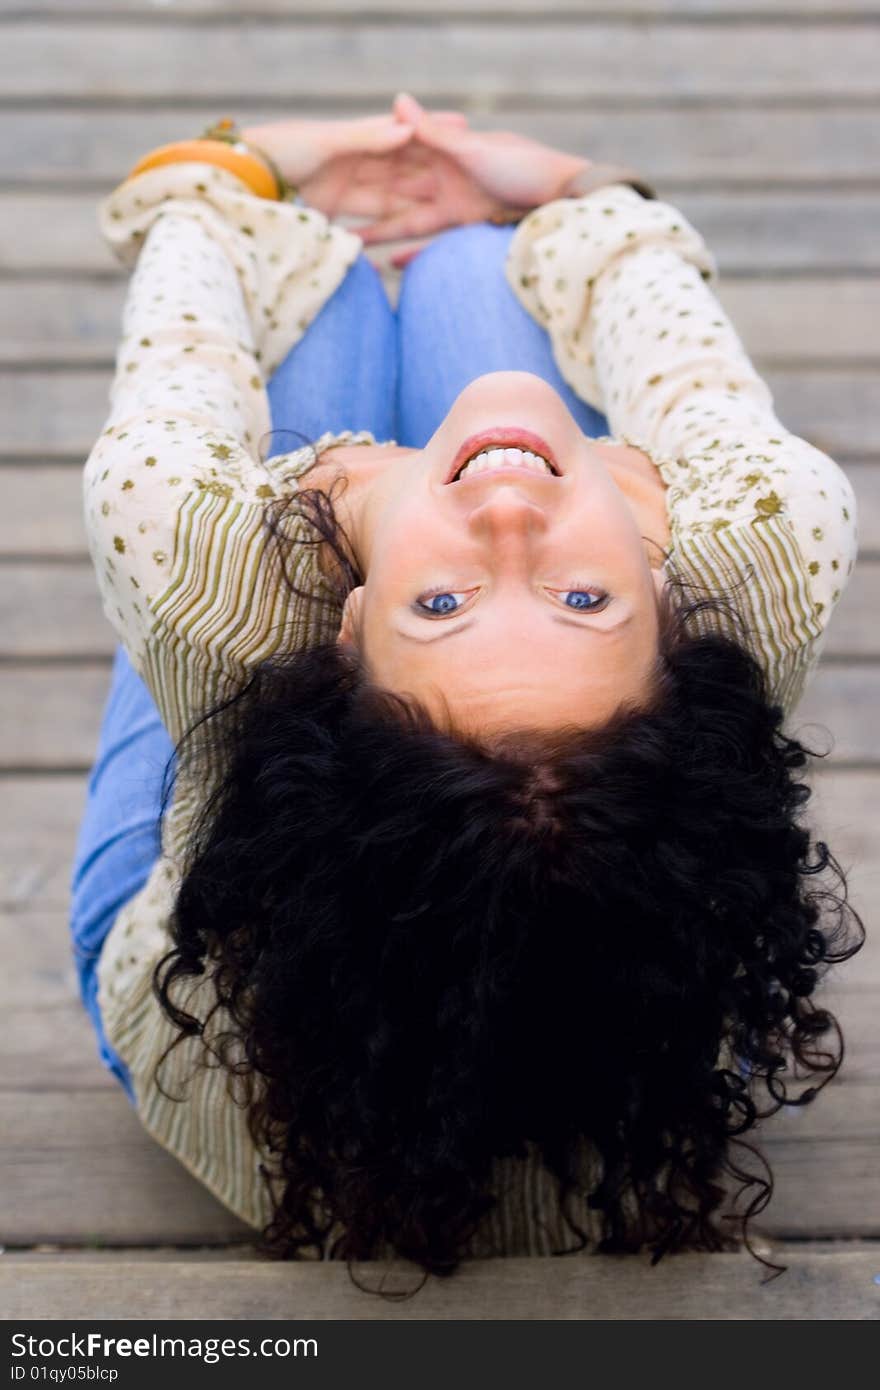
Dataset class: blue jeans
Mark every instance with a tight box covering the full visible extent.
[69,225,610,1097]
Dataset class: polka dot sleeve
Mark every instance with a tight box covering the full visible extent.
[83,163,366,741]
[506,184,859,716]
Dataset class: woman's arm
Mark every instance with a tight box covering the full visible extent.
[84,160,365,742]
[505,184,859,716]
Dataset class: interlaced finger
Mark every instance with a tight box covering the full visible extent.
[357,201,459,245]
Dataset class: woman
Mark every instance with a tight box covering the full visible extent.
[70,95,864,1286]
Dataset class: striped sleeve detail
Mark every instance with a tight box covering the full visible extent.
[134,1019,279,1235]
[98,894,279,1233]
[666,513,826,718]
[139,487,341,745]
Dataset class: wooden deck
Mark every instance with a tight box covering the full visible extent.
[0,0,878,1320]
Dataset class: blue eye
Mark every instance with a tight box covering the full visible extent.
[416,590,473,617]
[556,586,603,608]
[414,586,606,618]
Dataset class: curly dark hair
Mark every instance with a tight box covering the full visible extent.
[151,469,865,1295]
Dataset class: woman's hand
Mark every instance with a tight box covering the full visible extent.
[240,100,591,269]
[239,109,467,222]
[358,94,591,266]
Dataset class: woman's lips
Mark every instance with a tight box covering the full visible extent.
[446,428,559,483]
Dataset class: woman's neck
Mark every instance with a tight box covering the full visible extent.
[301,441,419,578]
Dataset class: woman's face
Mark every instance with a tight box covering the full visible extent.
[336,372,668,735]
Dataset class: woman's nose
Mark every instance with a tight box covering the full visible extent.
[465,484,550,543]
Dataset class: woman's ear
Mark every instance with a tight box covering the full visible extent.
[337,584,365,649]
[650,563,667,604]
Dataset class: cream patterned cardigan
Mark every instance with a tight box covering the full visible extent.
[83,163,858,1254]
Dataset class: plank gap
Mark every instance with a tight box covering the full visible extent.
[2,7,880,25]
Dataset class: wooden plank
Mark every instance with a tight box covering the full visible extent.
[785,987,880,1084]
[847,463,880,553]
[6,1,880,17]
[6,109,880,188]
[0,1086,877,1247]
[4,879,874,1090]
[714,280,880,362]
[3,23,880,102]
[9,941,876,1098]
[0,1249,877,1322]
[792,665,880,764]
[0,775,87,912]
[0,904,129,1091]
[755,1141,880,1238]
[820,563,880,654]
[6,275,880,365]
[0,1092,251,1243]
[0,661,876,769]
[3,767,876,1098]
[3,462,880,563]
[0,767,875,923]
[0,565,109,656]
[807,767,880,879]
[2,774,877,1099]
[9,193,880,278]
[0,910,85,1012]
[0,660,877,771]
[3,368,875,462]
[767,369,879,457]
[4,917,875,1094]
[2,555,877,660]
[0,280,117,365]
[0,372,113,460]
[1,999,117,1093]
[0,467,88,556]
[4,761,847,889]
[0,664,110,769]
[0,1250,258,1262]
[2,722,876,1083]
[756,1076,880,1146]
[1,771,875,1250]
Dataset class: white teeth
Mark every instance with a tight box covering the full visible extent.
[456,446,553,480]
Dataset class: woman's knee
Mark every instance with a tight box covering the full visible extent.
[422,221,515,264]
[331,251,393,321]
[399,222,516,308]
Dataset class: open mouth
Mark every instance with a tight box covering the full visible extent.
[446,429,561,483]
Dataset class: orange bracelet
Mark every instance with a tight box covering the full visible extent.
[125,138,285,201]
